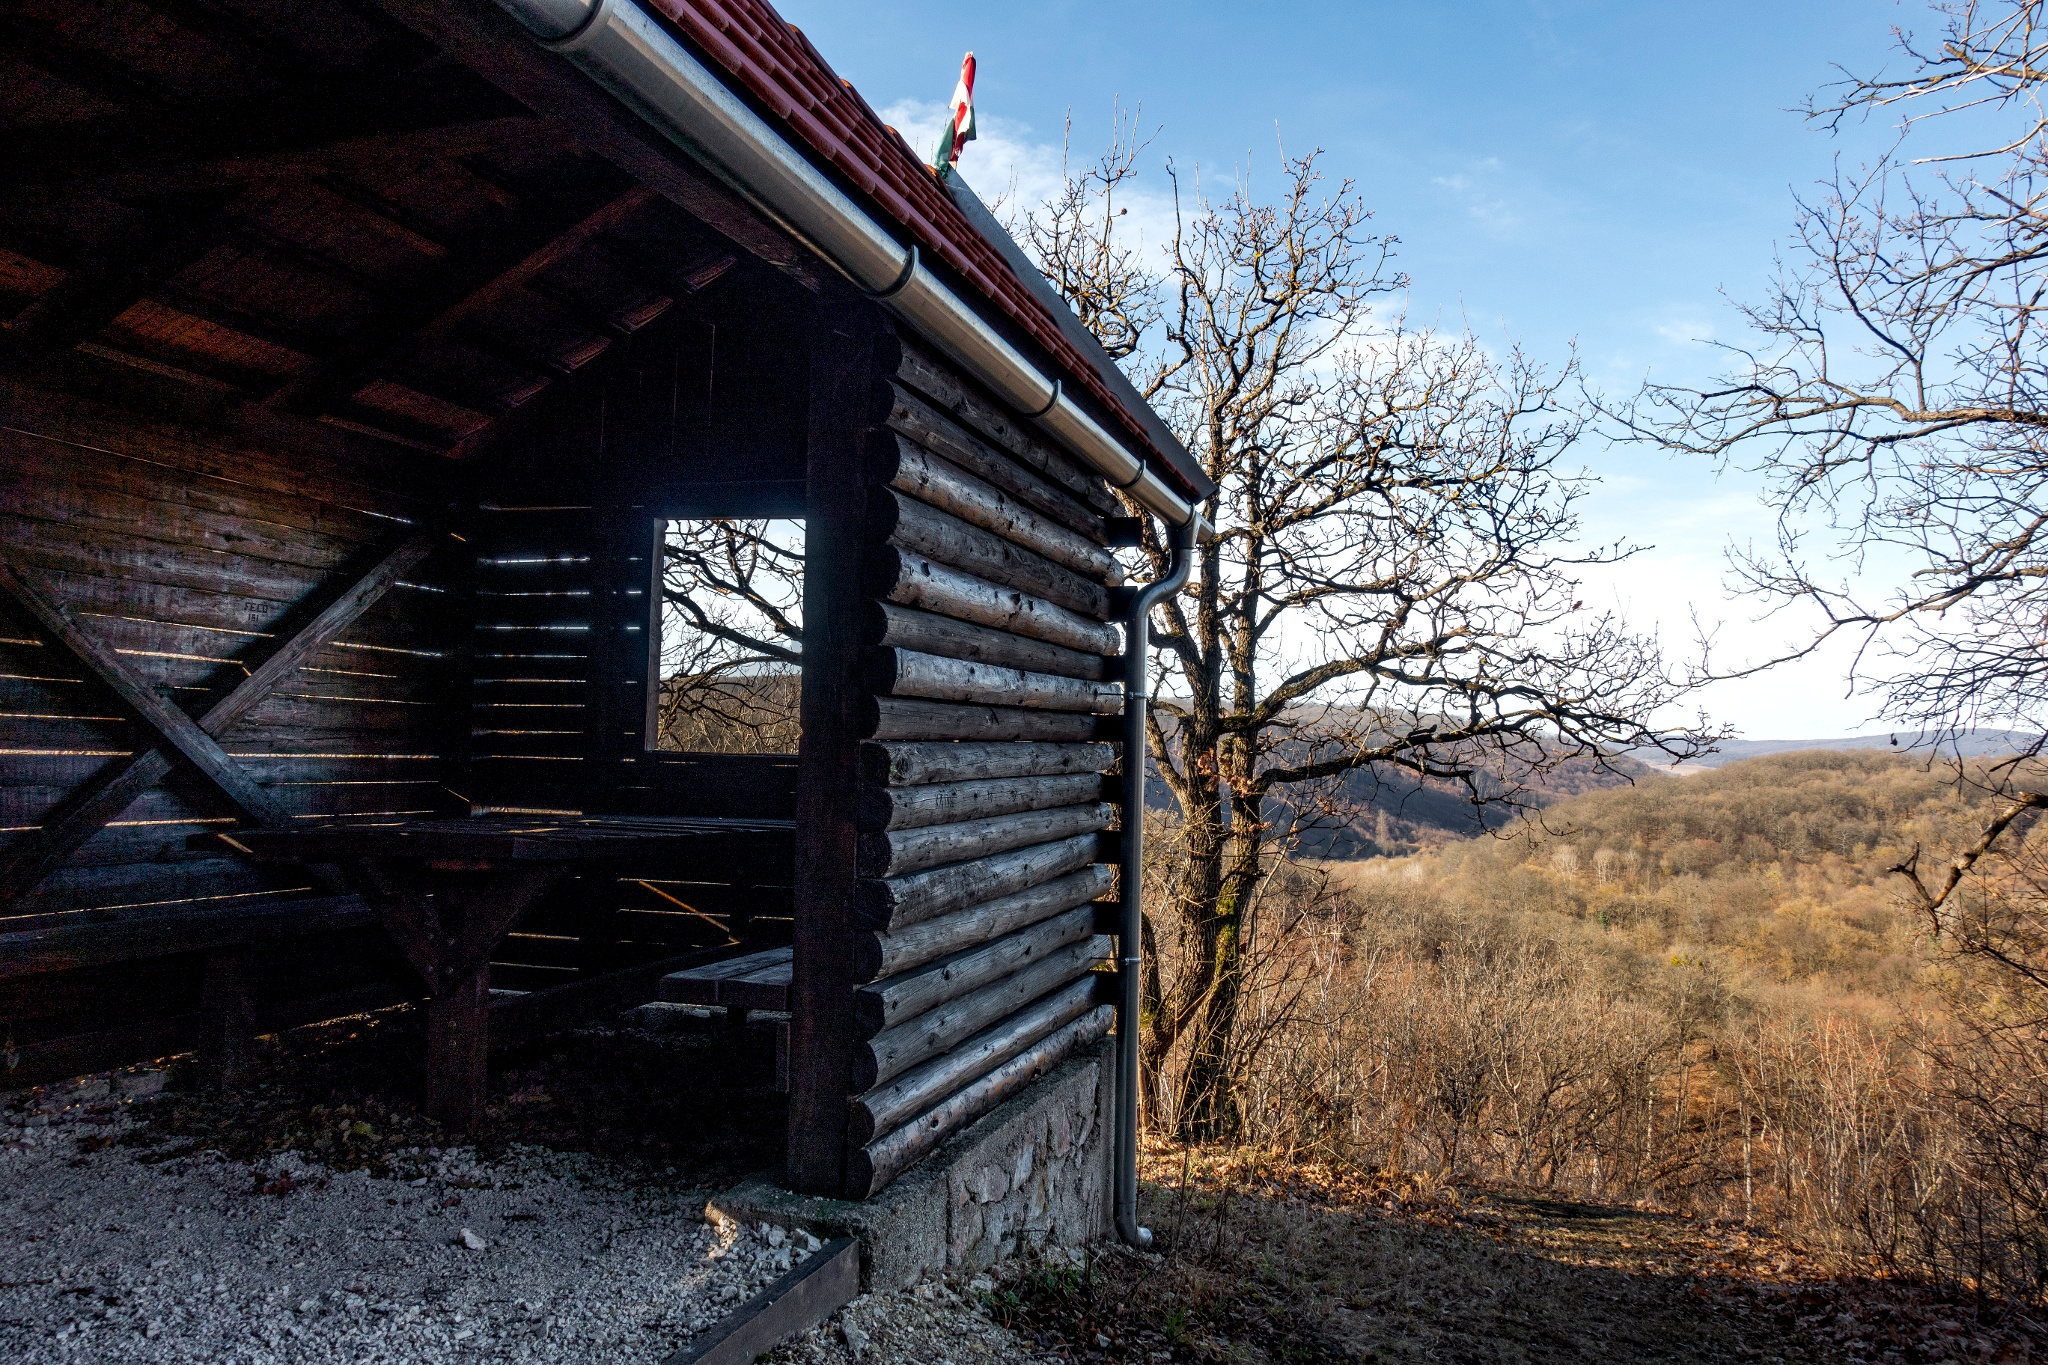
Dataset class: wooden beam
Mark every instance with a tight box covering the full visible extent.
[663,1239,860,1365]
[344,859,443,987]
[265,187,653,417]
[785,295,890,1195]
[1,118,569,212]
[0,61,531,195]
[195,947,257,1090]
[426,965,490,1132]
[0,564,291,826]
[0,529,443,908]
[367,0,825,290]
[491,943,740,1050]
[2,192,244,356]
[437,867,573,990]
[0,893,375,980]
[417,864,568,1132]
[848,1006,1113,1198]
[0,27,173,113]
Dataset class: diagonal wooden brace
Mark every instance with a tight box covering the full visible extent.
[0,563,290,826]
[340,857,444,988]
[432,865,572,992]
[8,568,378,922]
[0,529,443,906]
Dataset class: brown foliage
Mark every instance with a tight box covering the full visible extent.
[1179,751,2048,1302]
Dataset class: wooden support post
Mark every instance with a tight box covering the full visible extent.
[352,863,566,1135]
[786,293,889,1196]
[196,947,257,1091]
[426,963,491,1134]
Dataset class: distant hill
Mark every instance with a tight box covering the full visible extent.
[1357,747,2017,1001]
[1149,746,1657,859]
[1658,729,2040,771]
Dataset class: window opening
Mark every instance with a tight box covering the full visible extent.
[656,517,804,753]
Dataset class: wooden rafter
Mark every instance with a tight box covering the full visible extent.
[265,187,655,418]
[0,117,566,207]
[0,528,444,908]
[368,0,825,290]
[1,192,245,357]
[1,62,529,196]
[402,189,659,351]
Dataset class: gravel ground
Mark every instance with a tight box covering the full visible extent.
[769,1272,1051,1365]
[0,1071,817,1364]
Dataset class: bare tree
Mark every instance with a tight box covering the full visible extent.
[1619,0,2048,751]
[1621,0,2048,1294]
[1024,140,1713,1138]
[657,519,804,754]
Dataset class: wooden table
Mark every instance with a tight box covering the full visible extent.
[199,815,795,1131]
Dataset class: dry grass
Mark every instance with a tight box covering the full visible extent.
[984,1142,2047,1363]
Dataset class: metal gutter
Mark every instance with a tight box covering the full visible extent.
[495,0,1200,1246]
[492,0,1208,533]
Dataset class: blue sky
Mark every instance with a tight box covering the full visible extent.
[776,0,1919,741]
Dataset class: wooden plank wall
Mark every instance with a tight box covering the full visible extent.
[457,296,809,987]
[0,380,460,1083]
[461,500,797,987]
[835,336,1125,1198]
[0,374,802,1083]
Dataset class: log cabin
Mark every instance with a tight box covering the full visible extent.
[0,0,1214,1221]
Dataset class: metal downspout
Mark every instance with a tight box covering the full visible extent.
[1115,516,1196,1249]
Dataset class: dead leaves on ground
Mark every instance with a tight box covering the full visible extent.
[986,1143,2046,1364]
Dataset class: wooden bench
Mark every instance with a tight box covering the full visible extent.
[0,894,389,1089]
[660,947,794,1092]
[661,946,793,1013]
[195,814,795,1130]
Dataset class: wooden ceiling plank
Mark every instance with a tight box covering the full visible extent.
[134,0,351,84]
[0,27,177,112]
[2,193,243,358]
[0,117,566,207]
[1,63,527,196]
[265,187,655,418]
[146,282,339,360]
[409,189,655,348]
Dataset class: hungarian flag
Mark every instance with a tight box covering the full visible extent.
[933,52,976,180]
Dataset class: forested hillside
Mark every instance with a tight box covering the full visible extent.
[1170,751,2048,1297]
[1400,750,1996,993]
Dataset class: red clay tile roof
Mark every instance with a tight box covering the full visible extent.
[640,0,1200,498]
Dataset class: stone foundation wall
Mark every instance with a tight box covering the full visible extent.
[709,1038,1114,1291]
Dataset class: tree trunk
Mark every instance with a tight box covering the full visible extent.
[1140,772,1224,1123]
[1173,788,1265,1140]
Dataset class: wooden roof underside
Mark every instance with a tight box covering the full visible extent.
[0,0,815,459]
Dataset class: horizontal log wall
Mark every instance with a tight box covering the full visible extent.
[0,386,460,915]
[833,335,1129,1199]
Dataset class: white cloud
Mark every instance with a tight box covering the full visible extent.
[1431,157,1522,234]
[879,98,1068,219]
[1653,317,1716,345]
[882,105,1891,742]
[878,98,1180,279]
